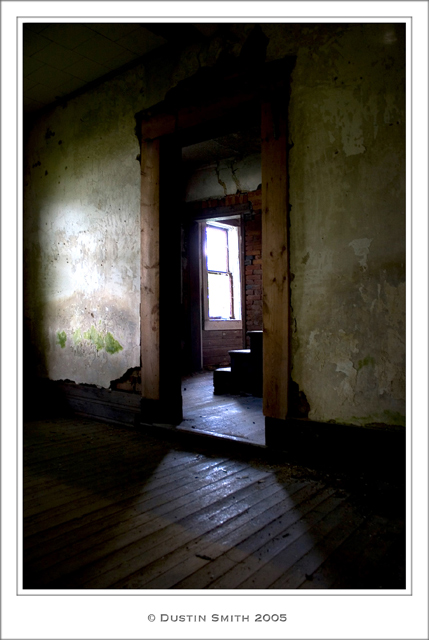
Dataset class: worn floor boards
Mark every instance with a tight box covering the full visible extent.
[23,416,405,590]
[180,371,265,445]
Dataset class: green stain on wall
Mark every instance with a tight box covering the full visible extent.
[73,328,82,344]
[84,325,105,351]
[383,410,406,427]
[357,355,375,370]
[105,332,123,354]
[57,331,67,348]
[81,325,123,354]
[349,411,405,427]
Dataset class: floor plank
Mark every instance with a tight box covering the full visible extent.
[23,415,406,590]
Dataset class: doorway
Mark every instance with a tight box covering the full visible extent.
[178,133,266,445]
[138,56,293,443]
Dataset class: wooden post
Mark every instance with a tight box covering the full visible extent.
[140,136,183,424]
[188,221,203,371]
[261,92,290,420]
[140,138,160,403]
[158,135,183,424]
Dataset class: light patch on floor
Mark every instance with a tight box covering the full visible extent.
[180,371,265,445]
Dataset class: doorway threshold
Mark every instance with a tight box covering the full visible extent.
[138,372,267,457]
[180,371,266,446]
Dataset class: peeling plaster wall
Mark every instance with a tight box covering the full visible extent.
[184,154,261,202]
[287,23,406,426]
[23,66,146,388]
[24,23,406,426]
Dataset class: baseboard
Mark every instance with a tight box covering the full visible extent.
[265,416,406,476]
[54,381,141,427]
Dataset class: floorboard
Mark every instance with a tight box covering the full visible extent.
[23,415,406,590]
[180,372,265,445]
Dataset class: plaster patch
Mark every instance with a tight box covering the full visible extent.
[308,329,319,347]
[349,238,373,270]
[335,359,356,378]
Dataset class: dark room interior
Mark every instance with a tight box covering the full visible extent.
[22,21,406,591]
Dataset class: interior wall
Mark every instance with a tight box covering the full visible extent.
[287,23,406,426]
[184,154,261,202]
[24,23,406,427]
[23,67,144,388]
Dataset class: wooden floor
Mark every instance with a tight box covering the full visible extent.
[180,371,265,445]
[23,416,405,590]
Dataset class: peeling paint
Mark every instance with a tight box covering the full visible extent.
[229,161,241,192]
[349,238,373,271]
[215,163,227,195]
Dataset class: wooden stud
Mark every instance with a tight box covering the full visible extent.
[188,221,203,371]
[140,138,160,401]
[261,91,290,420]
[158,136,183,423]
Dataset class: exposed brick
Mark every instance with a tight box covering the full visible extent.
[116,381,134,392]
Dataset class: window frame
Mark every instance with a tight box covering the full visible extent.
[201,218,243,331]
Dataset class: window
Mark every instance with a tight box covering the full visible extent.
[202,219,242,330]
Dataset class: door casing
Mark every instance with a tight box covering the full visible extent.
[137,57,294,427]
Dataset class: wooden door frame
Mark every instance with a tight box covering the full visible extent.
[137,57,294,429]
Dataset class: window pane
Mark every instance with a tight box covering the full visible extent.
[228,227,241,320]
[206,226,228,272]
[208,272,231,318]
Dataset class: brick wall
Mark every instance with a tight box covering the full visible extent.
[202,329,243,368]
[244,208,262,342]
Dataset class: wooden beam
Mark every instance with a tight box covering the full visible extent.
[188,221,203,371]
[158,136,183,423]
[261,92,290,420]
[140,91,256,141]
[138,58,295,143]
[140,138,160,401]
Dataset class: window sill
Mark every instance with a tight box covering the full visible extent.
[204,320,242,331]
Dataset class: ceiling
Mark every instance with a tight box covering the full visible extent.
[23,22,220,114]
[182,129,261,167]
[23,22,260,167]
